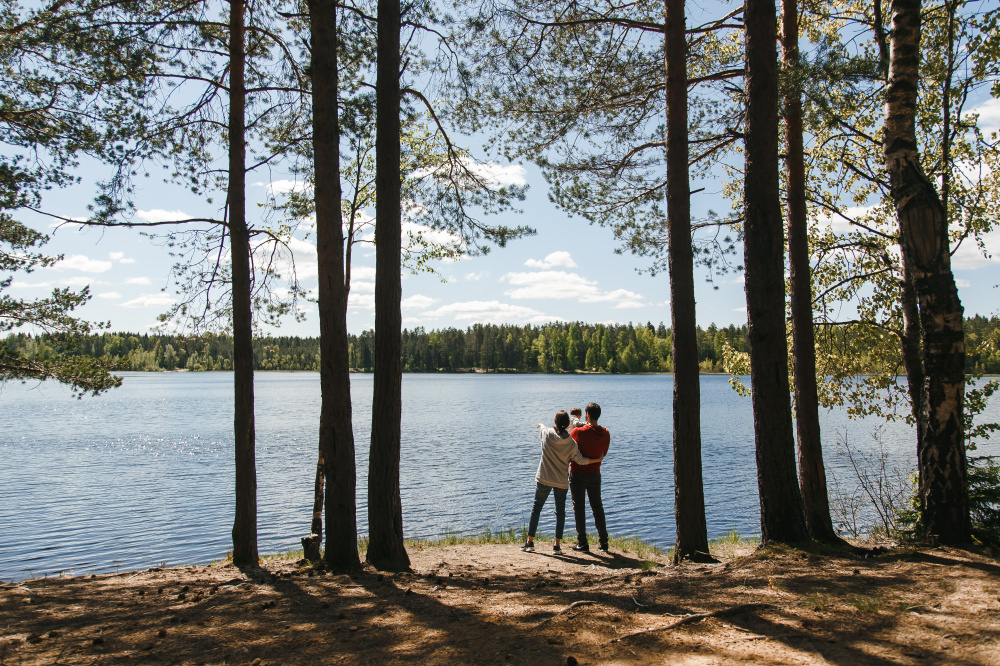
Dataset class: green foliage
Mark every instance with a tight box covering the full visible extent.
[454,0,742,276]
[799,0,1000,422]
[968,456,1000,545]
[0,0,159,397]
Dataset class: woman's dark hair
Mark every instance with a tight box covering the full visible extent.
[555,410,570,431]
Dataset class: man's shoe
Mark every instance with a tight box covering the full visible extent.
[598,544,610,554]
[552,543,562,553]
[520,541,534,552]
[572,543,589,552]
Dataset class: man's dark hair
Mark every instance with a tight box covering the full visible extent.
[585,402,601,421]
[569,407,582,417]
[555,410,570,430]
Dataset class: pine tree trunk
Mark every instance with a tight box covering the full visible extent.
[311,0,360,570]
[743,0,809,544]
[228,0,258,568]
[781,0,837,543]
[665,0,710,563]
[884,0,969,544]
[367,0,409,571]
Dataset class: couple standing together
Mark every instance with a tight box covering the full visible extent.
[522,402,610,554]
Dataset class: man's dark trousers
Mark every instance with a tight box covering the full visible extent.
[570,471,608,548]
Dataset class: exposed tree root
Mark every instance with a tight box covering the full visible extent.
[534,600,598,628]
[607,603,774,643]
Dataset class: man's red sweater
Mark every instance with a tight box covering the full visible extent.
[570,424,610,473]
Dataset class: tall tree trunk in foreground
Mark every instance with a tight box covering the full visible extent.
[884,0,969,544]
[228,0,258,567]
[743,0,809,543]
[311,0,360,569]
[665,0,710,563]
[781,0,837,542]
[367,0,409,571]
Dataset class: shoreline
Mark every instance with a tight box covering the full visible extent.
[3,538,998,664]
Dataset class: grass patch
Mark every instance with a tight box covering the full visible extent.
[803,593,833,611]
[849,594,883,614]
[404,526,528,551]
[607,534,663,559]
[709,530,760,559]
[262,548,305,563]
[250,526,664,563]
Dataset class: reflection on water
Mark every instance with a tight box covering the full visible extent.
[2,371,988,580]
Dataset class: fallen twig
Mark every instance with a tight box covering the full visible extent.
[607,603,773,643]
[534,600,598,628]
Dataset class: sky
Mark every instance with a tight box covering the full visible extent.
[12,96,1000,338]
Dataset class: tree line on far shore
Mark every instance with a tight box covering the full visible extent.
[7,314,1000,376]
[4,321,743,373]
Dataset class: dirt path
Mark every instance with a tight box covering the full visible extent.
[2,541,999,664]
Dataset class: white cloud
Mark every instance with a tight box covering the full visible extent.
[97,291,121,299]
[126,277,151,285]
[524,251,577,269]
[401,294,439,310]
[502,269,649,306]
[503,270,598,300]
[466,161,528,187]
[594,289,646,309]
[464,271,487,281]
[422,300,546,323]
[122,293,175,308]
[955,278,971,288]
[9,276,95,289]
[352,280,376,293]
[49,216,89,228]
[348,293,376,310]
[135,209,191,223]
[964,97,1000,136]
[109,251,136,264]
[55,254,112,273]
[286,237,318,280]
[952,227,1000,270]
[403,221,463,250]
[253,179,308,195]
[813,205,878,235]
[352,266,377,281]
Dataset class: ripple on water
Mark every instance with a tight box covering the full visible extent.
[2,371,973,580]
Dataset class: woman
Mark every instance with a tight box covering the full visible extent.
[521,410,602,553]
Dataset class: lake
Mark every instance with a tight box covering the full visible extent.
[2,372,995,581]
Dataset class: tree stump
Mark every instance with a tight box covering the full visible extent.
[301,533,322,563]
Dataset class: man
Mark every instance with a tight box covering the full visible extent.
[569,402,611,553]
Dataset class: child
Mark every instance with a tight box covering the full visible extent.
[569,407,586,430]
[521,410,602,553]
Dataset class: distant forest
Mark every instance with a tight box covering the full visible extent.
[7,316,1000,374]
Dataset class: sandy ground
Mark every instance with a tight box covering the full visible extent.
[2,540,1000,665]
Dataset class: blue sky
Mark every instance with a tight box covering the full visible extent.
[13,96,1000,337]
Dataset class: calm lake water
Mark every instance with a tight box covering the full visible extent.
[2,372,996,581]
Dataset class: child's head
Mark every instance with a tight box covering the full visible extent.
[555,410,570,430]
[570,407,582,418]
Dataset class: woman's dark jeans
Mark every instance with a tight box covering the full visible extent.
[569,471,608,548]
[527,482,568,539]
